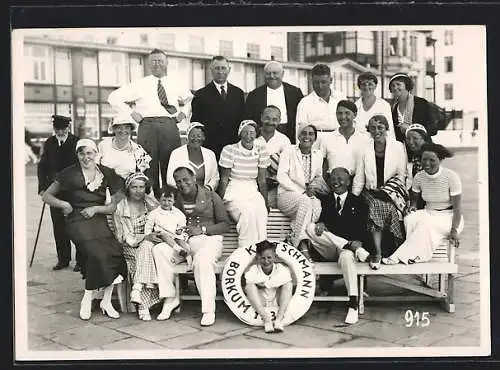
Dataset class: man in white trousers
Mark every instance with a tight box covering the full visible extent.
[153,166,230,326]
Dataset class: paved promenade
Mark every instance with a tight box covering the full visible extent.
[19,149,486,357]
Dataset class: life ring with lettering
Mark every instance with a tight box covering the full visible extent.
[221,241,316,327]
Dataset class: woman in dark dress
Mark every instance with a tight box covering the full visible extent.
[42,139,128,321]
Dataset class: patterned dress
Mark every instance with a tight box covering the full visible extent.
[122,207,161,310]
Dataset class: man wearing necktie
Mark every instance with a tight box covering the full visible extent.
[108,49,193,197]
[191,55,245,160]
[37,115,81,271]
[304,167,370,325]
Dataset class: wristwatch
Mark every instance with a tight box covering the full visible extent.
[201,226,207,235]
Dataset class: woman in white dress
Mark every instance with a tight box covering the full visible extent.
[276,124,329,257]
[98,113,152,179]
[218,120,270,248]
[166,122,219,191]
[383,143,463,265]
[354,72,395,141]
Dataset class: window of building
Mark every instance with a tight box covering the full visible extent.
[100,103,116,137]
[140,33,149,46]
[357,31,375,55]
[389,36,398,56]
[247,43,260,59]
[344,31,356,53]
[298,69,309,96]
[55,49,72,85]
[99,51,129,87]
[230,62,245,91]
[25,44,54,84]
[410,35,418,62]
[444,83,454,100]
[166,57,191,88]
[270,46,284,61]
[283,68,298,86]
[445,56,453,73]
[316,34,324,56]
[444,30,454,46]
[305,34,316,57]
[245,64,257,91]
[106,36,117,45]
[24,103,55,137]
[129,55,144,81]
[158,33,175,51]
[192,60,206,90]
[82,51,98,86]
[402,31,408,57]
[219,40,234,57]
[84,103,100,139]
[188,36,205,54]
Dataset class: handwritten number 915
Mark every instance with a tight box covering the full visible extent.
[404,310,430,327]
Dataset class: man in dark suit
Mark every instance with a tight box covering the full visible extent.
[303,167,370,325]
[191,55,245,160]
[37,115,81,271]
[244,61,304,144]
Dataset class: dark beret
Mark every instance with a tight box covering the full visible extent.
[337,100,357,114]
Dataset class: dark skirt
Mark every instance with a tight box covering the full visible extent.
[66,214,127,290]
[362,189,404,246]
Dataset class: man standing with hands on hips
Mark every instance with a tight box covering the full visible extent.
[37,115,81,271]
[108,48,193,197]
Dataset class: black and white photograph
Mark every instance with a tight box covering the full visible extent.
[12,24,490,360]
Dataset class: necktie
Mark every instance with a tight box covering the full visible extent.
[220,85,227,100]
[336,196,342,214]
[157,79,177,115]
[58,139,63,147]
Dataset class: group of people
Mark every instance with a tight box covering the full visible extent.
[36,48,463,331]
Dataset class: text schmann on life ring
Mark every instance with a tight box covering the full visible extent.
[223,243,315,318]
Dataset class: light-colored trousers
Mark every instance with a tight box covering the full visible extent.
[389,209,464,264]
[224,179,268,248]
[278,191,322,247]
[153,234,223,313]
[305,222,357,296]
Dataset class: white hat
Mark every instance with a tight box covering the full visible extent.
[186,122,205,137]
[75,138,98,153]
[238,119,258,136]
[109,112,139,134]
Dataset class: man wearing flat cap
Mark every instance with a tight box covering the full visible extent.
[37,115,82,271]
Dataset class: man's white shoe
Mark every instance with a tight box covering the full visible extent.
[157,298,180,321]
[355,247,370,262]
[201,312,215,326]
[344,308,359,324]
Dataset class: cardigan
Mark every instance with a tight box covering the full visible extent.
[166,144,219,190]
[352,138,407,196]
[276,144,325,195]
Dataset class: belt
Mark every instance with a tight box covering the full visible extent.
[435,206,453,211]
[316,128,336,132]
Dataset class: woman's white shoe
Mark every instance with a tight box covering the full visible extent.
[138,308,152,321]
[100,302,120,319]
[79,295,92,320]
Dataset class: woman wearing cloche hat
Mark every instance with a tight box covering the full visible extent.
[97,112,152,180]
[389,73,437,143]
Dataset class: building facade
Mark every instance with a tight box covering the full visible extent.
[425,26,486,131]
[23,29,312,141]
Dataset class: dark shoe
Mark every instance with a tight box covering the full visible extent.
[52,262,69,271]
[73,265,82,272]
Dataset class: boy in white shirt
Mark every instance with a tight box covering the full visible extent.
[244,240,293,333]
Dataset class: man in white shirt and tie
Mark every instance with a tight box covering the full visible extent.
[108,48,193,197]
[244,61,304,144]
[296,64,347,153]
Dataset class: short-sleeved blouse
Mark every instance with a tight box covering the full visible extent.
[219,141,270,181]
[56,163,124,223]
[411,166,462,210]
[98,137,152,179]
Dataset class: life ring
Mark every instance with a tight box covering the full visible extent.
[221,241,316,326]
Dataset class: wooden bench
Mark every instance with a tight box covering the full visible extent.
[170,209,458,314]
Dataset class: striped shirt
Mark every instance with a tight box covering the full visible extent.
[412,167,462,210]
[219,141,270,180]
